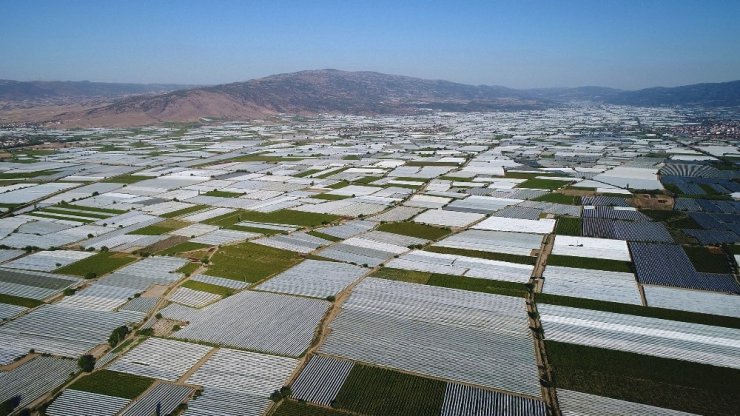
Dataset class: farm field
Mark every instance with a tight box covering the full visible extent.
[0,110,737,416]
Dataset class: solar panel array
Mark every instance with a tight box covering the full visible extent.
[582,218,673,242]
[630,242,739,293]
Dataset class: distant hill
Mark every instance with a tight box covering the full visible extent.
[0,80,193,104]
[603,80,740,107]
[1,70,738,127]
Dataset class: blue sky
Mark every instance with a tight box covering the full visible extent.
[1,0,738,89]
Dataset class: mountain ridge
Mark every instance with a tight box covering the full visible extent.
[1,70,738,127]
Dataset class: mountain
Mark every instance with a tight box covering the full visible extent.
[0,80,193,105]
[604,80,740,107]
[1,70,738,127]
[62,70,544,126]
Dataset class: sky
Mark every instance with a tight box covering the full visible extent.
[1,0,739,90]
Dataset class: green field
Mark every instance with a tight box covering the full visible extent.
[536,293,740,329]
[371,267,527,297]
[55,252,137,277]
[534,193,581,205]
[332,363,446,416]
[160,205,209,218]
[311,193,352,201]
[131,219,188,235]
[376,222,451,240]
[181,280,233,297]
[0,170,59,179]
[56,203,127,215]
[683,245,731,274]
[156,241,210,256]
[270,401,351,416]
[352,176,383,185]
[554,217,582,236]
[206,242,303,282]
[547,254,632,273]
[306,230,343,242]
[517,178,571,189]
[42,207,111,219]
[546,341,740,415]
[424,246,537,265]
[204,190,244,198]
[204,209,341,228]
[68,370,155,399]
[427,274,528,297]
[0,293,43,308]
[404,161,459,167]
[371,267,434,284]
[177,262,200,276]
[101,174,151,184]
[27,212,95,223]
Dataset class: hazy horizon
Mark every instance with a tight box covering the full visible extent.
[1,0,740,89]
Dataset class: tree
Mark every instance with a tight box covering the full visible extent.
[77,354,95,372]
[108,325,129,347]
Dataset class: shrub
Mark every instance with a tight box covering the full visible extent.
[77,354,95,372]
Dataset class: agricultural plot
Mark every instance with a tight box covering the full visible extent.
[551,235,631,261]
[291,355,355,406]
[55,283,139,311]
[119,383,195,416]
[68,370,155,399]
[542,265,642,305]
[205,241,303,282]
[445,195,521,214]
[109,337,212,381]
[174,290,329,356]
[539,303,740,369]
[546,341,740,415]
[256,259,367,298]
[319,278,541,397]
[2,250,93,272]
[253,231,330,254]
[0,268,81,300]
[169,286,222,308]
[441,383,547,416]
[433,229,542,257]
[46,390,131,416]
[0,302,27,321]
[0,304,142,359]
[184,348,297,416]
[386,250,534,283]
[189,228,260,245]
[315,219,376,239]
[376,221,451,240]
[97,256,189,290]
[369,205,425,222]
[412,209,485,228]
[630,242,739,293]
[582,206,650,221]
[54,251,137,277]
[0,356,77,410]
[643,285,740,318]
[331,363,447,416]
[319,231,427,267]
[474,216,556,234]
[557,389,697,416]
